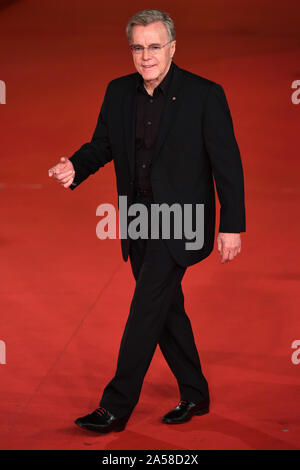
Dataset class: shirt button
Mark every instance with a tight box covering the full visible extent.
[149,99,153,103]
[147,121,152,125]
[142,164,146,168]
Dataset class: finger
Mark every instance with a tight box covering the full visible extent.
[221,247,231,263]
[54,158,70,173]
[62,177,74,188]
[54,169,74,179]
[49,164,65,177]
[59,174,75,184]
[56,162,69,173]
[59,176,72,185]
[217,236,223,253]
[55,170,74,181]
[229,247,239,261]
[221,253,228,263]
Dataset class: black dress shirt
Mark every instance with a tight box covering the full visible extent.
[134,61,174,194]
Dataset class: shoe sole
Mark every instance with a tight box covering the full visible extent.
[195,407,210,416]
[162,407,209,424]
[74,419,127,433]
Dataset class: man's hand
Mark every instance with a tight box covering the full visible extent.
[48,157,75,188]
[217,232,241,263]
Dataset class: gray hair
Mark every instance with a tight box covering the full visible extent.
[126,9,176,43]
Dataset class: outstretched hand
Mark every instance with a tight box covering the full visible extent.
[48,157,75,188]
[217,232,241,263]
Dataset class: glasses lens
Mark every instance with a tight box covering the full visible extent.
[149,45,161,55]
[131,46,142,53]
[130,45,163,55]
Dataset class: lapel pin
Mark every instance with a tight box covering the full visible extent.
[172,96,176,100]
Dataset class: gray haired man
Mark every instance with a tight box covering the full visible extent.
[49,9,245,433]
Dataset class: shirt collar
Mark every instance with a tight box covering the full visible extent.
[136,61,174,96]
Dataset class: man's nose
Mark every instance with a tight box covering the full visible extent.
[142,47,151,60]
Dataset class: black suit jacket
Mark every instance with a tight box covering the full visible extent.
[69,61,246,267]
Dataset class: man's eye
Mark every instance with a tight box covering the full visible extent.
[150,45,160,50]
[134,46,143,51]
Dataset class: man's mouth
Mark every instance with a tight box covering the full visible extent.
[142,65,155,69]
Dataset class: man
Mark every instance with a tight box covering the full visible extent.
[48,9,245,434]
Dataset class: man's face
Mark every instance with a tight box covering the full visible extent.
[130,21,176,83]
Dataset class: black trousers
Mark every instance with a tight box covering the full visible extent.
[99,194,209,418]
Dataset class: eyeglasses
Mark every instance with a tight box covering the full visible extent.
[130,40,173,55]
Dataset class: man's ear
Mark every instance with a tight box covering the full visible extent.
[171,40,176,58]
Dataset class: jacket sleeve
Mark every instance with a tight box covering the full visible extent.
[68,81,113,190]
[202,83,246,233]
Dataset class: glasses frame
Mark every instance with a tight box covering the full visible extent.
[129,40,173,55]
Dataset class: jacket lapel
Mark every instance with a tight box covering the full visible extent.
[123,77,137,181]
[123,62,184,182]
[152,62,184,167]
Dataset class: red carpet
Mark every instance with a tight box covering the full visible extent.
[0,0,300,450]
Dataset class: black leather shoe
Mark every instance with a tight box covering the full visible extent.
[162,400,209,424]
[74,406,129,433]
